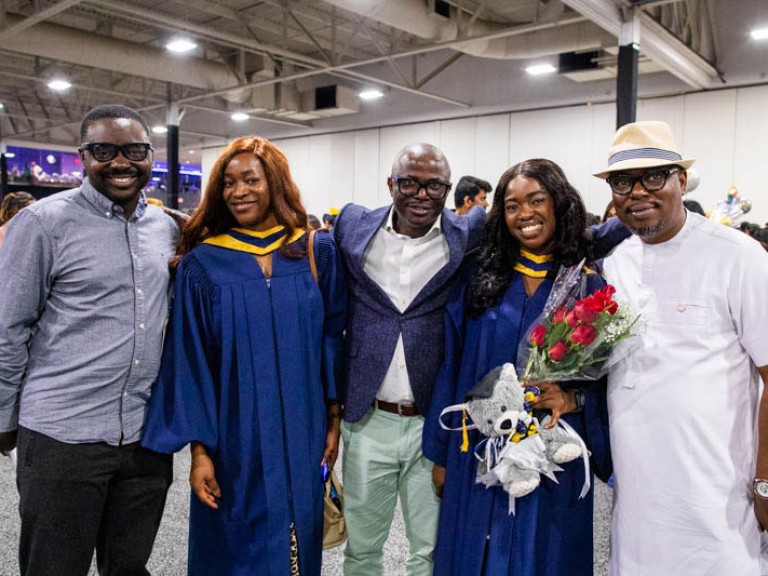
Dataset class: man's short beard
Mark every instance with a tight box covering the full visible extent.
[629,220,664,240]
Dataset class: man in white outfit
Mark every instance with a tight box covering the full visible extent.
[597,121,768,574]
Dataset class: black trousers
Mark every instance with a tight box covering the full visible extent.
[16,427,173,576]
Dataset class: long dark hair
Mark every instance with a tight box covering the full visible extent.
[467,159,591,317]
[175,136,308,267]
[0,191,35,225]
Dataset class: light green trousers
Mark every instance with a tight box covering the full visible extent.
[341,407,440,576]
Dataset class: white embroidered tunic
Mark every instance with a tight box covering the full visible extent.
[605,212,768,575]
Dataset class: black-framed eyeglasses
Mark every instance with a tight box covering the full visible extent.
[391,176,452,200]
[80,142,153,163]
[607,168,680,196]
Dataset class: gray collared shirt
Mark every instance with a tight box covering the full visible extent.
[0,179,178,445]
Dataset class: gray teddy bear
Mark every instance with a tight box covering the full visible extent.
[440,363,584,504]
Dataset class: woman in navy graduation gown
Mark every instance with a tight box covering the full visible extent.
[142,136,346,575]
[423,159,612,575]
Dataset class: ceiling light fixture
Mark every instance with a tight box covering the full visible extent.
[152,125,169,135]
[47,79,72,91]
[525,64,557,76]
[359,89,384,100]
[750,27,768,41]
[231,112,250,121]
[0,102,4,110]
[166,38,198,53]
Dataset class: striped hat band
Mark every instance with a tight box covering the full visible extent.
[608,147,682,166]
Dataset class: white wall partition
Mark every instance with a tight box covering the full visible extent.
[733,88,768,221]
[473,115,510,198]
[351,130,379,205]
[200,84,768,224]
[508,104,612,212]
[438,117,477,201]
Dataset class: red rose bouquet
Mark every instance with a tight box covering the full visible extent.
[519,260,638,383]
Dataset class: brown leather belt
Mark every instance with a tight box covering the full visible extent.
[373,399,420,417]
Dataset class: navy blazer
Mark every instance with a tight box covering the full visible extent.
[334,203,485,422]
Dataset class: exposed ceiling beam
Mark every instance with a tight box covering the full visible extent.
[55,92,74,123]
[83,0,468,107]
[0,109,67,127]
[637,10,723,85]
[416,52,465,89]
[15,96,34,132]
[633,0,683,7]
[172,0,386,59]
[561,0,721,89]
[463,0,489,32]
[0,13,240,93]
[6,124,226,144]
[286,10,333,64]
[86,0,326,69]
[335,15,368,65]
[10,102,167,139]
[5,114,20,134]
[0,70,165,103]
[32,91,51,121]
[560,0,624,33]
[175,14,592,108]
[357,18,413,88]
[183,104,312,128]
[8,95,313,141]
[0,0,85,43]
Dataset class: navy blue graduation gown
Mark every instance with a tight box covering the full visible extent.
[423,273,612,576]
[142,232,346,576]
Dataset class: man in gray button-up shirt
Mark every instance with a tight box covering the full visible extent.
[0,105,179,576]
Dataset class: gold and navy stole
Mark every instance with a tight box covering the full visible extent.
[202,225,306,255]
[513,249,553,278]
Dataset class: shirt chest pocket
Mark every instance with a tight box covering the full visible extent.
[657,297,712,327]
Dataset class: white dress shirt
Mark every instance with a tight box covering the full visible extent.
[604,212,768,575]
[363,208,449,404]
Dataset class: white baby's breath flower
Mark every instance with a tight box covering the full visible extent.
[603,301,636,343]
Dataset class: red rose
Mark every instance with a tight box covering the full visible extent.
[571,324,598,346]
[573,302,597,324]
[583,296,604,313]
[601,286,619,314]
[548,340,568,362]
[581,285,619,315]
[530,325,547,347]
[552,306,568,324]
[565,311,578,327]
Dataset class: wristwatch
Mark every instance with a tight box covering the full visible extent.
[572,389,586,413]
[753,479,768,499]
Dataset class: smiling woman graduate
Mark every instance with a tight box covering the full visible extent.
[142,136,346,576]
[423,159,613,576]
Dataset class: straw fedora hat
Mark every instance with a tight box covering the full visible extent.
[594,120,695,179]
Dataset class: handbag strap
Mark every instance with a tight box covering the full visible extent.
[308,229,318,283]
[325,470,343,501]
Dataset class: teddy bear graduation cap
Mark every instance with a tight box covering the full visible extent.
[439,363,590,513]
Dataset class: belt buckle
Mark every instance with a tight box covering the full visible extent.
[396,401,415,416]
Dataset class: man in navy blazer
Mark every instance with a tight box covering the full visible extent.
[334,143,485,575]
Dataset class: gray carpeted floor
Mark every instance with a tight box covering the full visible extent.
[0,447,611,575]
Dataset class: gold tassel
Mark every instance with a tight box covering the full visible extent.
[460,408,469,452]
